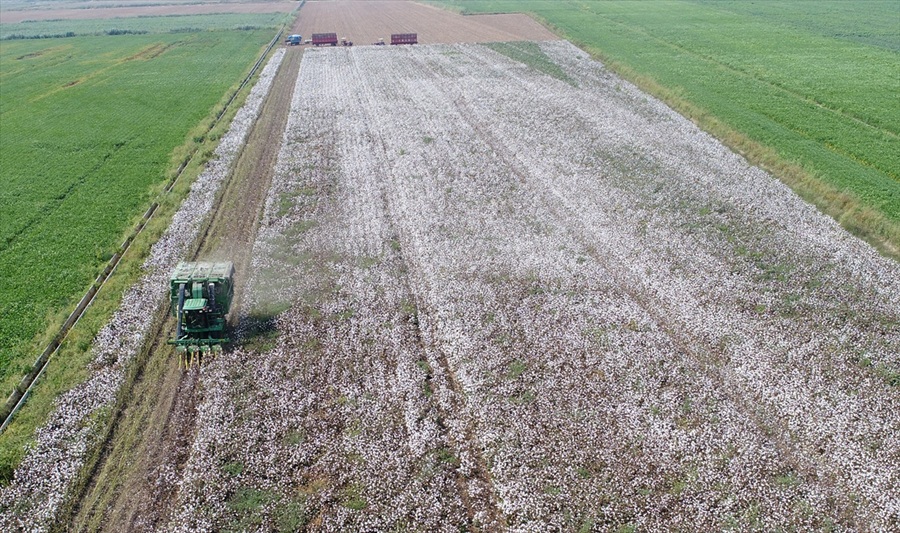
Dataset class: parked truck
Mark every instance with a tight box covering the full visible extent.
[285,34,302,46]
[312,33,338,46]
[391,33,417,45]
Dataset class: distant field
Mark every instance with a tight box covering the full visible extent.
[0,12,289,39]
[0,25,274,392]
[430,0,900,254]
[0,1,295,24]
[294,0,555,45]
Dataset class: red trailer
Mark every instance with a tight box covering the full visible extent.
[312,33,338,46]
[390,33,418,45]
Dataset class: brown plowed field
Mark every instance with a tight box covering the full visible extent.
[296,0,557,45]
[0,1,295,24]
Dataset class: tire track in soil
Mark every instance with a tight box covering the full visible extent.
[353,88,506,531]
[64,45,304,532]
[386,220,506,531]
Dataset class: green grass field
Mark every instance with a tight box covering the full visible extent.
[0,23,276,394]
[431,0,900,255]
[1,12,288,40]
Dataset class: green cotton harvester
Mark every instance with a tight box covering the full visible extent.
[168,261,234,367]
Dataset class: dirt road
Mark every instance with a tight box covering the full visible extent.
[64,41,305,533]
[296,0,556,45]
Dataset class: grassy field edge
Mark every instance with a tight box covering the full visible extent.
[570,38,900,261]
[0,41,278,484]
[427,1,899,261]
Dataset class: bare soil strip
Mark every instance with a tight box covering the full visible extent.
[296,0,556,45]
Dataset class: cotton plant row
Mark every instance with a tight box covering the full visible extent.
[172,45,492,531]
[0,49,285,533]
[313,43,841,530]
[169,48,475,531]
[385,42,899,528]
[171,42,896,531]
[446,41,900,526]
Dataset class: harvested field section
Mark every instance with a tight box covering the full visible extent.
[173,43,899,530]
[296,0,556,45]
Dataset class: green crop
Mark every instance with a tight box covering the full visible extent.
[0,29,272,391]
[429,0,900,247]
[1,12,289,40]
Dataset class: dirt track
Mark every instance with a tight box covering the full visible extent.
[296,0,556,45]
[66,41,304,533]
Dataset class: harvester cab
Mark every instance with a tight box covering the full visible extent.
[168,261,234,368]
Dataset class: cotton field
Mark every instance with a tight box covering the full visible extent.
[168,42,898,531]
[3,37,897,532]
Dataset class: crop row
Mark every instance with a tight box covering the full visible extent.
[170,42,898,531]
[0,49,286,533]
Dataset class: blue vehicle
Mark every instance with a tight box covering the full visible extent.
[286,34,302,46]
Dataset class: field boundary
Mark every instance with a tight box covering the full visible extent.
[56,38,302,532]
[488,8,900,261]
[0,20,291,433]
[53,73,260,532]
[577,45,900,259]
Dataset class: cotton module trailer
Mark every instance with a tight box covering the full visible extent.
[391,33,417,45]
[169,261,234,367]
[312,33,338,46]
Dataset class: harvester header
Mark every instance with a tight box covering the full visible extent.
[169,261,234,367]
